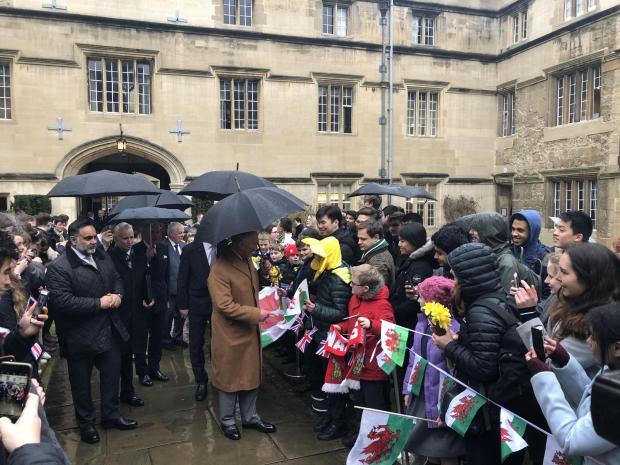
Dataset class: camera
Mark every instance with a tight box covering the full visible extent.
[0,362,32,422]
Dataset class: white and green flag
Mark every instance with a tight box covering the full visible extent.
[543,436,583,465]
[444,388,487,437]
[404,353,427,396]
[380,321,409,367]
[284,279,308,322]
[500,408,528,462]
[346,409,414,465]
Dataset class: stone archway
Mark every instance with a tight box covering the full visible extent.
[55,136,187,190]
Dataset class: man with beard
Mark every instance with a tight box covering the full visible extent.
[46,218,137,444]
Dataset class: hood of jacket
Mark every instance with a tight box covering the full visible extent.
[510,210,550,267]
[408,239,435,261]
[467,212,510,255]
[447,242,502,305]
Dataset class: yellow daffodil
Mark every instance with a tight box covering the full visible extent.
[423,302,452,331]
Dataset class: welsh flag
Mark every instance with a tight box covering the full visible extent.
[500,408,528,462]
[284,279,308,322]
[346,409,414,465]
[437,371,456,411]
[380,321,409,367]
[443,388,487,437]
[259,287,286,348]
[376,350,395,375]
[404,353,427,396]
[543,436,583,465]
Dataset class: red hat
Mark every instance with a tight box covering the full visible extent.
[417,276,454,308]
[285,244,299,258]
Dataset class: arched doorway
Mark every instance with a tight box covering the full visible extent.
[54,135,187,217]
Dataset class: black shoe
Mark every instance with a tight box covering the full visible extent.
[313,415,332,433]
[173,339,188,348]
[195,383,207,401]
[317,422,346,441]
[79,424,100,444]
[242,419,277,433]
[221,424,241,440]
[162,343,177,351]
[341,430,358,448]
[150,370,169,382]
[120,393,145,407]
[140,375,153,387]
[101,416,138,430]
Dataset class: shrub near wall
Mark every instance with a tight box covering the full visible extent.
[13,195,52,215]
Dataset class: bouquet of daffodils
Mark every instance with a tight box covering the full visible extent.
[422,302,452,336]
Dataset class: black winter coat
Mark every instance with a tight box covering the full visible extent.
[310,268,351,339]
[331,228,360,266]
[389,240,435,330]
[46,245,128,358]
[176,241,212,316]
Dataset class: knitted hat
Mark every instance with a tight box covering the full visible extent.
[417,276,454,308]
[285,243,299,258]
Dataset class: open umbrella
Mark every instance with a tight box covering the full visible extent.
[348,182,436,201]
[108,207,190,224]
[196,187,306,244]
[47,170,160,197]
[109,190,193,214]
[179,170,275,200]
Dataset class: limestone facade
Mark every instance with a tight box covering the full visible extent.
[0,0,618,243]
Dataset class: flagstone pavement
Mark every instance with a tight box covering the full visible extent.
[44,346,348,465]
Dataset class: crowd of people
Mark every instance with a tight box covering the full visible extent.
[0,196,619,465]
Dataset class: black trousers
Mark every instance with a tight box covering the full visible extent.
[360,380,391,411]
[119,339,135,398]
[188,312,210,384]
[162,295,185,344]
[66,342,121,428]
[305,341,328,390]
[326,393,348,424]
[135,310,163,376]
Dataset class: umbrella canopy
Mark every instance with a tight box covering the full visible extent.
[179,170,275,200]
[108,207,190,224]
[109,190,193,214]
[348,182,436,201]
[196,187,306,244]
[47,170,161,197]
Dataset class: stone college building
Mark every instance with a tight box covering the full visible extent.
[0,0,618,244]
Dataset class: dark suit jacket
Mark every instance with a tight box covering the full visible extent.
[177,241,212,316]
[46,245,128,358]
[155,240,185,299]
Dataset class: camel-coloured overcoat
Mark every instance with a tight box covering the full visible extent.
[207,252,262,392]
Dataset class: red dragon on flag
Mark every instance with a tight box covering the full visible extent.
[552,452,572,465]
[360,424,401,464]
[450,395,476,422]
[409,362,422,386]
[384,329,401,353]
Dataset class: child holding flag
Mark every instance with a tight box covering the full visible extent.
[403,276,464,464]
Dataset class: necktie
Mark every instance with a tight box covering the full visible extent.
[175,244,181,255]
[209,246,216,266]
[126,251,132,269]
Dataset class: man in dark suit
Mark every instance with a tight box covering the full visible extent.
[177,239,214,401]
[157,222,186,350]
[109,222,145,407]
[46,218,137,444]
[132,223,169,386]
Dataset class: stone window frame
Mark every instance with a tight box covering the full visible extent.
[313,174,361,210]
[218,77,261,131]
[405,182,438,228]
[223,0,253,27]
[314,73,360,135]
[552,64,601,127]
[322,2,349,37]
[511,7,528,44]
[498,87,516,137]
[548,175,598,230]
[411,12,437,46]
[564,0,597,21]
[0,61,11,120]
[405,82,445,138]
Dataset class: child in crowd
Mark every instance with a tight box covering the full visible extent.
[252,231,272,270]
[280,244,301,287]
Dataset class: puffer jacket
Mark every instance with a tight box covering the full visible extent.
[331,228,360,266]
[389,240,435,330]
[531,356,620,465]
[310,265,352,340]
[465,212,540,293]
[443,243,507,386]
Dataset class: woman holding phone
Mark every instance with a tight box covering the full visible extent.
[526,302,620,465]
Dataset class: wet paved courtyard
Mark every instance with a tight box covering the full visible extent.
[44,347,348,465]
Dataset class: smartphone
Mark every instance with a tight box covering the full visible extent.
[531,325,546,361]
[0,362,32,422]
[33,289,48,319]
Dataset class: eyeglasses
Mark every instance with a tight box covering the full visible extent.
[350,282,363,287]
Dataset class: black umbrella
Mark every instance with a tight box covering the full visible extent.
[196,187,306,244]
[108,207,190,224]
[348,182,436,201]
[179,170,275,200]
[109,190,193,214]
[47,170,161,197]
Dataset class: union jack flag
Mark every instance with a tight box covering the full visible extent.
[290,316,304,335]
[316,340,328,358]
[295,328,317,353]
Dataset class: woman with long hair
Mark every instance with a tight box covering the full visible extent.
[547,243,620,377]
[526,302,620,464]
